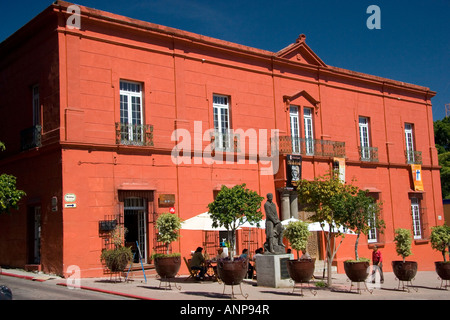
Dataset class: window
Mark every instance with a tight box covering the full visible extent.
[405,123,416,164]
[32,85,40,126]
[289,106,300,153]
[367,204,378,243]
[411,197,422,239]
[359,116,371,160]
[213,94,231,151]
[303,107,314,155]
[119,81,143,144]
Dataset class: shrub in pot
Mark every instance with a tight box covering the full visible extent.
[343,189,384,282]
[430,225,450,281]
[208,184,263,286]
[392,228,417,281]
[100,225,133,273]
[283,220,315,283]
[152,212,183,279]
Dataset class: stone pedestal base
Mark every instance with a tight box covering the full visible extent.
[255,253,293,288]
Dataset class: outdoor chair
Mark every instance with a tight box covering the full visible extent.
[183,257,199,281]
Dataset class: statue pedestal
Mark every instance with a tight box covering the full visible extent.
[255,254,293,288]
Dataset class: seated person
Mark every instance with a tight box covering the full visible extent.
[216,248,227,260]
[240,249,254,279]
[190,247,207,280]
[299,249,311,260]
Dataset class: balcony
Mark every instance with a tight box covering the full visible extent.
[210,130,240,152]
[115,123,153,147]
[20,125,42,151]
[275,136,346,158]
[405,150,422,165]
[358,146,378,162]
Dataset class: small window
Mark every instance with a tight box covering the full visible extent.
[213,94,231,151]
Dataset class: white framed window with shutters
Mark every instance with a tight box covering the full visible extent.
[289,106,301,154]
[213,94,231,151]
[303,107,314,155]
[119,80,144,144]
[359,116,371,160]
[405,123,415,163]
[411,197,422,239]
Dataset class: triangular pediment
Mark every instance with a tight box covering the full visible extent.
[276,34,326,67]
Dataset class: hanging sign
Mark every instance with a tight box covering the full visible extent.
[411,164,424,191]
[286,154,302,187]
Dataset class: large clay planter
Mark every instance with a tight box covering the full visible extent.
[392,261,418,281]
[217,258,248,285]
[435,262,450,280]
[287,259,316,283]
[154,256,181,278]
[344,260,370,282]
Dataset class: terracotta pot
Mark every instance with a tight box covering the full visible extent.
[435,261,450,280]
[287,259,315,283]
[344,260,370,282]
[217,258,248,285]
[154,256,181,278]
[392,261,417,281]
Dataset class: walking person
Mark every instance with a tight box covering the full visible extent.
[371,245,384,283]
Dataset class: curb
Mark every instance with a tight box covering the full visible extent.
[0,272,48,282]
[55,282,157,300]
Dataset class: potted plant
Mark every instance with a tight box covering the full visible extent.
[283,220,315,283]
[100,225,133,273]
[208,184,264,286]
[430,225,450,282]
[152,212,183,279]
[392,228,417,282]
[343,189,384,283]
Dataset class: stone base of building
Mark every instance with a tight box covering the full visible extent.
[255,253,293,288]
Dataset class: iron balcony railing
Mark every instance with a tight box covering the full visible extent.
[115,123,154,147]
[209,130,240,153]
[20,125,42,151]
[275,136,346,158]
[405,150,422,165]
[358,146,378,162]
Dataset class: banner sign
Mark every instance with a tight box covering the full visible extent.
[411,164,424,191]
[286,154,302,187]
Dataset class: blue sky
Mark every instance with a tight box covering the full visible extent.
[1,0,448,120]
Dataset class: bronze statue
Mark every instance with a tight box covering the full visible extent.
[264,193,285,254]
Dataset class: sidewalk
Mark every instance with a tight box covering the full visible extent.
[1,267,449,300]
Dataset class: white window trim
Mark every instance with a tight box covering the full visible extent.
[405,123,415,163]
[289,106,301,154]
[359,116,371,159]
[411,197,422,239]
[120,80,144,143]
[303,107,314,155]
[213,94,231,151]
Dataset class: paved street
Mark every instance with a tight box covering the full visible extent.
[1,267,449,301]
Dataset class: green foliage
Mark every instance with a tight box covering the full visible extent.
[156,212,183,255]
[394,228,413,262]
[344,257,371,263]
[208,184,264,258]
[151,252,181,260]
[430,225,450,262]
[100,246,133,272]
[0,142,26,214]
[283,220,310,257]
[434,117,450,199]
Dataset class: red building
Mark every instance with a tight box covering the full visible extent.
[0,1,444,278]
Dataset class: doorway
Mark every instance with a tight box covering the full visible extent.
[123,198,147,263]
[28,206,41,264]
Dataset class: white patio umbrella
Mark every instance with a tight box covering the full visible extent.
[240,219,265,229]
[281,217,299,226]
[308,221,355,234]
[181,212,229,231]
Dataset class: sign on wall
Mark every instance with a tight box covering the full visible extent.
[286,154,302,187]
[159,194,176,207]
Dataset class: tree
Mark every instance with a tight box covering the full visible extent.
[394,228,413,263]
[0,142,26,214]
[156,212,183,255]
[296,172,358,286]
[283,220,311,259]
[434,116,450,199]
[208,184,264,259]
[344,189,384,261]
[430,225,450,262]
